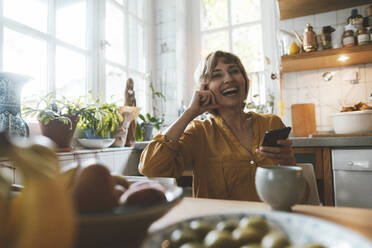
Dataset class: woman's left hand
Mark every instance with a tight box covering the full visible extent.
[255,139,296,165]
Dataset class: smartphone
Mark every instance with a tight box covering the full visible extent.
[261,127,292,147]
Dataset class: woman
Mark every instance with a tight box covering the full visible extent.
[139,51,295,201]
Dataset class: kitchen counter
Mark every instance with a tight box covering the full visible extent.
[291,136,372,147]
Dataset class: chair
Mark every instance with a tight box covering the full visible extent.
[296,163,321,205]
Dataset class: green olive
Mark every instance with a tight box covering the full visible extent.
[232,227,262,246]
[261,232,290,248]
[216,220,239,232]
[180,242,206,248]
[189,220,213,240]
[239,217,269,237]
[170,228,199,247]
[204,229,236,248]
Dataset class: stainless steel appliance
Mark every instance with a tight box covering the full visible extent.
[333,148,372,209]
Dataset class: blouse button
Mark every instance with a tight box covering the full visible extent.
[250,160,255,165]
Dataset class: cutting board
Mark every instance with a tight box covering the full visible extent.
[291,103,316,137]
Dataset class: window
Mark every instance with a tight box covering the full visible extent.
[198,0,276,111]
[0,0,149,111]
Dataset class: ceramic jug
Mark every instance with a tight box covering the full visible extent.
[0,72,31,137]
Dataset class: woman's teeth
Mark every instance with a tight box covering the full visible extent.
[221,87,238,96]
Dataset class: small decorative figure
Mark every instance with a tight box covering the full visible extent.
[124,78,136,147]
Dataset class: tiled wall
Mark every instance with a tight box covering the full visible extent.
[279,5,372,132]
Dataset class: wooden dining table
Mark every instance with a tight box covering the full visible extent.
[149,197,372,241]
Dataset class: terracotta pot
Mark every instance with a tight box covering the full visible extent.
[39,115,79,150]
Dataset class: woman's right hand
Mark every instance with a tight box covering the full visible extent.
[186,90,219,118]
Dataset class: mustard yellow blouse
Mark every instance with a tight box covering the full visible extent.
[138,112,286,201]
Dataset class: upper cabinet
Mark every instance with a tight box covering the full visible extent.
[278,0,372,20]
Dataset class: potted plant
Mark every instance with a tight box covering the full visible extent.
[22,93,84,150]
[77,101,123,139]
[136,113,164,141]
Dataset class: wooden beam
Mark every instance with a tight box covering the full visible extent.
[282,44,372,72]
[278,0,371,20]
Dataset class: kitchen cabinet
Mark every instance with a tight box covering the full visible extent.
[282,44,372,72]
[293,147,334,206]
[278,0,371,20]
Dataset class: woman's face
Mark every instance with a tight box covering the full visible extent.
[207,59,246,108]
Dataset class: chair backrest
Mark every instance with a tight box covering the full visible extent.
[296,163,321,205]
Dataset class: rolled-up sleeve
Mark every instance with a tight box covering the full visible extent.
[138,121,202,178]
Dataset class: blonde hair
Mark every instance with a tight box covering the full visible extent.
[194,51,249,114]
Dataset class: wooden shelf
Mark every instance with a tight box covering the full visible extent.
[278,0,371,20]
[281,44,372,72]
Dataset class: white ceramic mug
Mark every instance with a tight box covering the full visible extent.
[255,166,305,211]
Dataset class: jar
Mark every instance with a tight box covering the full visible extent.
[343,30,355,47]
[357,27,369,45]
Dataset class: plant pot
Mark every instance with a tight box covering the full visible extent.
[39,115,79,151]
[142,123,154,141]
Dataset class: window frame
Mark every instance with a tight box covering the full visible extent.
[0,0,152,112]
[191,0,279,109]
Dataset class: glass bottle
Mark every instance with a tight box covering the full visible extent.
[347,9,364,30]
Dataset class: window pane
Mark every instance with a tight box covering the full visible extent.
[115,0,125,5]
[105,65,126,104]
[231,0,260,24]
[3,28,47,100]
[4,0,48,32]
[56,0,87,48]
[128,0,144,19]
[105,1,126,65]
[201,31,229,57]
[201,0,228,30]
[129,17,145,72]
[233,25,263,72]
[56,47,86,98]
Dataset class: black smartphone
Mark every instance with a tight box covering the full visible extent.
[261,127,292,147]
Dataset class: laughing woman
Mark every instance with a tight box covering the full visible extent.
[139,51,295,201]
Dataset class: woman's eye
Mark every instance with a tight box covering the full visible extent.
[211,74,222,78]
[230,69,240,74]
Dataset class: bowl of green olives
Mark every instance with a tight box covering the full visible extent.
[141,211,372,248]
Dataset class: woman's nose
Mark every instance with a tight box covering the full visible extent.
[223,72,233,83]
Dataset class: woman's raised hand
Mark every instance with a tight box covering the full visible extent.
[186,90,220,118]
[255,139,296,165]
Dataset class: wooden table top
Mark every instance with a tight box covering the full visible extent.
[149,197,372,241]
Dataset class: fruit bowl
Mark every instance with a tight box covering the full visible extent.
[76,182,183,248]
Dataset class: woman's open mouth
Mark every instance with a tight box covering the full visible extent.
[221,87,239,96]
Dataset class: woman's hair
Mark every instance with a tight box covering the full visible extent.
[194,51,249,114]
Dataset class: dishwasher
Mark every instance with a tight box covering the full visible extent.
[332,148,372,209]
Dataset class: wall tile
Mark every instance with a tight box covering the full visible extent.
[282,107,292,127]
[319,84,342,105]
[366,82,372,99]
[293,15,315,32]
[341,83,367,105]
[283,72,297,89]
[296,70,318,88]
[297,87,320,105]
[320,105,337,128]
[282,88,298,105]
[315,11,337,28]
[365,63,372,82]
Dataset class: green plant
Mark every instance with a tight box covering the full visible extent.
[22,93,84,129]
[77,100,123,139]
[135,113,164,141]
[244,93,275,114]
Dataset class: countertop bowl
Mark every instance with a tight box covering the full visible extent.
[77,138,115,149]
[76,181,183,248]
[331,110,372,134]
